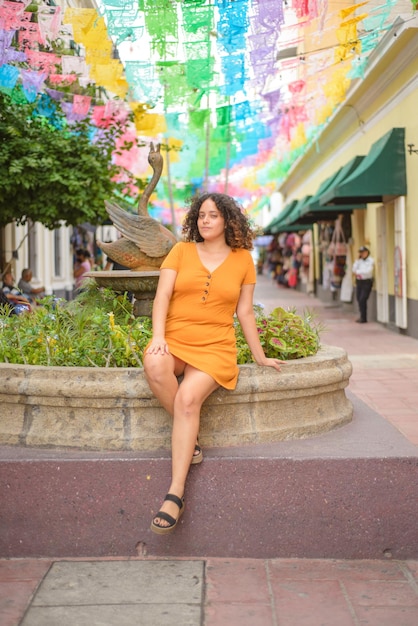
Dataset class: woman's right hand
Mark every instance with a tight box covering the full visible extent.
[145,337,170,355]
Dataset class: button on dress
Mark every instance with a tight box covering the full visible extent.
[160,242,256,389]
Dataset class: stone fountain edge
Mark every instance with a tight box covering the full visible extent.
[0,344,352,451]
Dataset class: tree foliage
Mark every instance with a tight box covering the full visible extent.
[0,91,138,229]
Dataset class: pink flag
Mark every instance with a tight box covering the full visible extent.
[19,22,43,49]
[26,49,61,73]
[73,94,91,117]
[48,73,77,84]
[37,5,62,43]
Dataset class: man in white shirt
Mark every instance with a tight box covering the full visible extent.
[352,246,374,323]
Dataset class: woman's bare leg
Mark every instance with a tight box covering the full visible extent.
[152,365,219,527]
[144,353,202,461]
[143,351,184,416]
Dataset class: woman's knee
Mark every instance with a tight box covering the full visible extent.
[175,384,210,415]
[143,354,170,385]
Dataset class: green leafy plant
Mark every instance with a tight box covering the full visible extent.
[0,289,321,367]
[0,284,152,367]
[235,305,322,364]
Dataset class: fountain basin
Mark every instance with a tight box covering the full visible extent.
[85,270,160,316]
[0,345,352,451]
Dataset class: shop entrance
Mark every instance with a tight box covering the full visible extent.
[376,205,389,323]
[376,199,407,329]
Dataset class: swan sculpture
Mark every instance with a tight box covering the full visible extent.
[97,143,177,271]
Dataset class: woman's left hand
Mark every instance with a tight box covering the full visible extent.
[257,357,286,371]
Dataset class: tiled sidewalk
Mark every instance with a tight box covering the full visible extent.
[1,557,418,626]
[204,558,418,626]
[348,360,418,445]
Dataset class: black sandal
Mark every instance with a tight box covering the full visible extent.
[150,493,185,535]
[191,443,203,465]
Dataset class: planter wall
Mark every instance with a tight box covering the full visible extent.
[0,345,352,451]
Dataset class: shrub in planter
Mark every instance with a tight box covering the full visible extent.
[0,284,321,367]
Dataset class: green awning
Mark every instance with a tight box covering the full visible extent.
[318,156,366,207]
[282,195,312,225]
[304,170,343,213]
[273,221,313,234]
[271,197,314,233]
[296,175,343,223]
[264,199,298,234]
[294,156,366,221]
[312,156,365,210]
[285,157,366,224]
[320,128,407,205]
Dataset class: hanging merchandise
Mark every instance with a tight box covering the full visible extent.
[317,224,335,289]
[301,231,311,268]
[323,260,334,291]
[329,219,347,290]
[287,267,298,288]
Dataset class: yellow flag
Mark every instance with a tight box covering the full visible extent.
[339,2,368,20]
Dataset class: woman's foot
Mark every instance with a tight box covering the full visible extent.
[150,493,185,535]
[191,442,203,465]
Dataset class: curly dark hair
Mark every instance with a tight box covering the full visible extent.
[182,193,254,250]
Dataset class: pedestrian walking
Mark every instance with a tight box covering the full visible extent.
[144,192,285,534]
[352,246,374,323]
[73,248,92,292]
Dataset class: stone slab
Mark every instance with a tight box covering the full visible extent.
[21,560,203,626]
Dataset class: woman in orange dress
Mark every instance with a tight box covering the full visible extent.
[144,193,285,534]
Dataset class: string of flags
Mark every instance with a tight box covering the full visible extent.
[0,0,409,213]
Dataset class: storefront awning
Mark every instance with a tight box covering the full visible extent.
[318,156,366,207]
[306,156,365,212]
[273,221,313,234]
[264,199,298,234]
[297,156,367,220]
[320,128,407,205]
[273,197,314,233]
[283,195,312,225]
[304,171,342,212]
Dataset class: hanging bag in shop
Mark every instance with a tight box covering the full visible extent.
[329,221,347,289]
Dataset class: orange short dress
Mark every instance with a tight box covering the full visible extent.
[160,242,256,389]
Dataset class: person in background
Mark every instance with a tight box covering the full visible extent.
[0,289,17,314]
[1,270,32,313]
[144,192,285,535]
[73,248,92,291]
[352,245,375,323]
[18,268,45,303]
